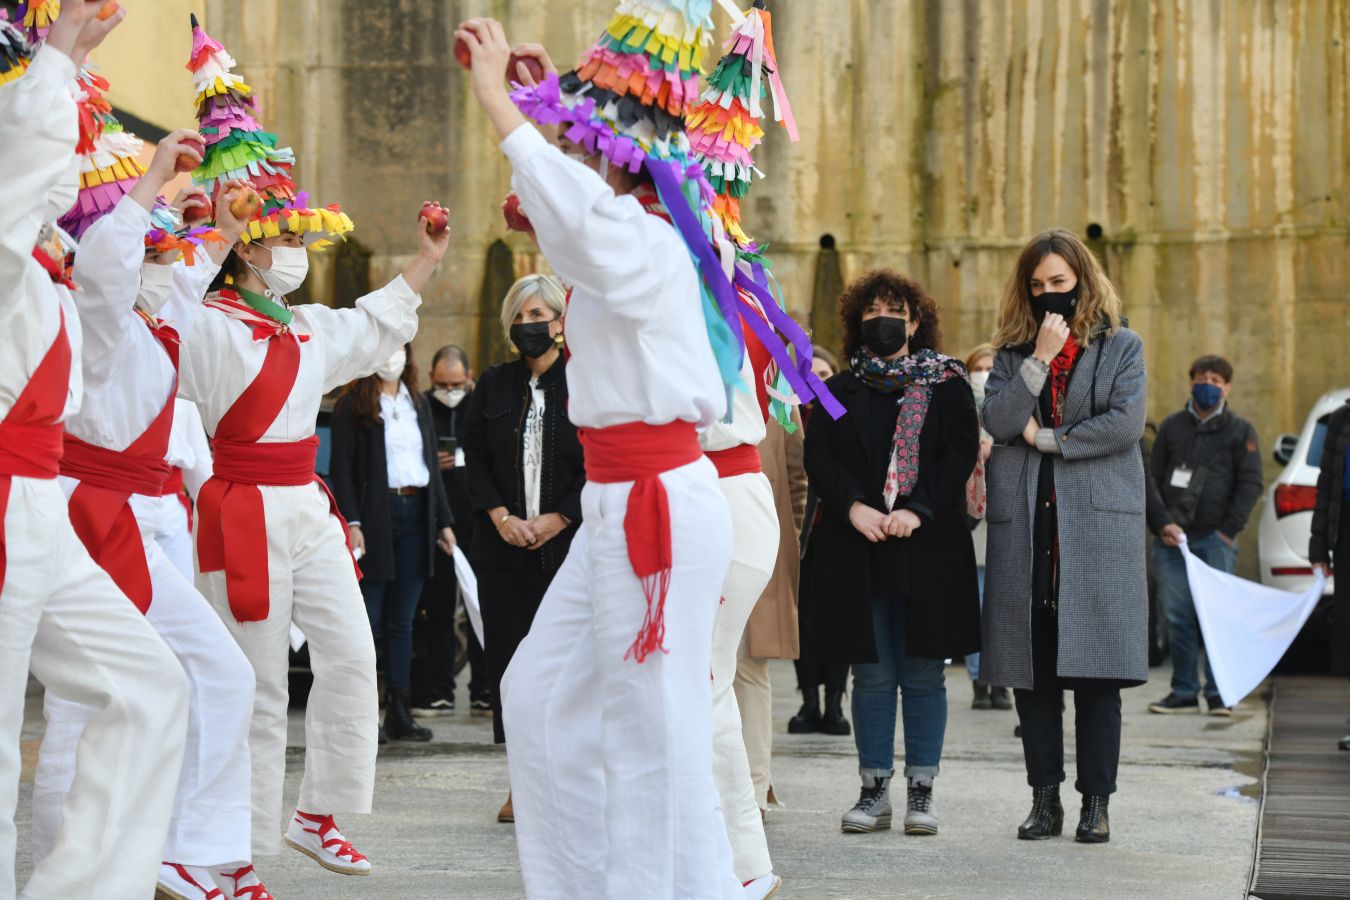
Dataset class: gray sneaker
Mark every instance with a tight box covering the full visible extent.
[841,769,893,833]
[903,776,938,835]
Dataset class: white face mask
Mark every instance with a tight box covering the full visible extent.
[434,388,467,408]
[248,244,310,298]
[970,370,990,392]
[137,261,176,315]
[376,349,407,383]
[45,157,81,224]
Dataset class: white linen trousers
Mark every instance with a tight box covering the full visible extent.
[31,487,254,870]
[710,472,778,882]
[501,457,741,900]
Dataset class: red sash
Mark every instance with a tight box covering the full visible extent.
[61,319,180,614]
[705,443,762,479]
[577,420,703,663]
[162,467,193,531]
[194,324,355,623]
[0,308,72,593]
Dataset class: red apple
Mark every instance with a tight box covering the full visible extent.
[176,135,206,173]
[420,202,449,235]
[454,38,472,70]
[182,197,212,224]
[508,54,546,84]
[96,1,121,21]
[229,189,261,220]
[502,192,533,234]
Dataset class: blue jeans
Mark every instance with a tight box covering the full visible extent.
[964,567,986,681]
[851,595,948,777]
[1154,531,1237,700]
[361,494,429,692]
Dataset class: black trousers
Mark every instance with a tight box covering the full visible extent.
[793,658,849,697]
[1014,604,1123,796]
[1334,504,1350,676]
[479,565,556,744]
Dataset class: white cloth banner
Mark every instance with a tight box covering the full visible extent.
[453,545,484,648]
[1181,540,1326,707]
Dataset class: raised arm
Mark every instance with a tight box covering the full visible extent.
[69,196,151,381]
[1052,331,1147,461]
[981,348,1042,444]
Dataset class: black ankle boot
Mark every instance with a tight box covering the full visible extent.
[820,689,852,736]
[385,689,432,742]
[1017,785,1064,840]
[1076,794,1110,843]
[788,689,822,734]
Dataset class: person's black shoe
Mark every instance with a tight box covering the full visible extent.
[1017,785,1063,840]
[1148,692,1199,714]
[412,693,455,718]
[819,689,852,736]
[1339,733,1350,751]
[990,686,1013,710]
[1075,794,1110,843]
[385,689,433,742]
[787,689,821,734]
[470,695,494,718]
[1205,696,1233,717]
[971,682,992,710]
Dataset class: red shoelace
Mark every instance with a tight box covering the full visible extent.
[294,811,368,864]
[164,863,223,900]
[219,866,273,900]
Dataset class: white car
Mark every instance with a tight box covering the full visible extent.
[1257,386,1348,598]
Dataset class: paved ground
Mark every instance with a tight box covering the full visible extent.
[16,663,1262,899]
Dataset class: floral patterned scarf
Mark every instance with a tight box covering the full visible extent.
[851,347,967,510]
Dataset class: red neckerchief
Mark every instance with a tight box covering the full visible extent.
[31,246,77,290]
[203,288,311,344]
[632,183,672,224]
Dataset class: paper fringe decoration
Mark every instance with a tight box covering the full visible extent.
[185,14,352,247]
[59,65,147,239]
[687,2,797,247]
[15,0,57,44]
[144,199,227,266]
[0,13,33,87]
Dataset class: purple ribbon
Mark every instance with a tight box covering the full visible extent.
[734,266,846,420]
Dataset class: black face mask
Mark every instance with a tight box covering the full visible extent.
[861,315,911,357]
[1031,284,1079,323]
[509,321,558,359]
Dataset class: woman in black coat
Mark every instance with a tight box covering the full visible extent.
[331,343,455,743]
[801,270,980,838]
[462,274,584,820]
[1310,398,1350,750]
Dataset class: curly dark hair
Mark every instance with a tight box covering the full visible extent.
[838,269,942,359]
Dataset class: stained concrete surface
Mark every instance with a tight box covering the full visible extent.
[16,663,1262,899]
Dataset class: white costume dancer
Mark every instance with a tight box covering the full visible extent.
[28,114,257,896]
[177,17,449,890]
[702,344,779,888]
[0,25,189,900]
[455,9,763,896]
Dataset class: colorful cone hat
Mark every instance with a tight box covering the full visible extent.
[0,12,33,87]
[686,0,797,249]
[186,14,352,248]
[14,0,57,45]
[59,64,147,238]
[144,198,227,266]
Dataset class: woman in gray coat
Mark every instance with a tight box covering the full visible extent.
[981,229,1147,845]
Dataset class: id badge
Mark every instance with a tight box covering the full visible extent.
[1170,467,1193,490]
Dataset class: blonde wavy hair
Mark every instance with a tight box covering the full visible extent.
[992,229,1121,347]
[500,273,567,341]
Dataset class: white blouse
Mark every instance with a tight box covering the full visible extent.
[380,383,430,489]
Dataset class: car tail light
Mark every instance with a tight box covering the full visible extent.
[1271,566,1315,576]
[1273,484,1318,518]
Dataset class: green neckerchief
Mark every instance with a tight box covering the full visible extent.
[235,285,293,327]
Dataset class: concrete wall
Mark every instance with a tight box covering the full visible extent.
[95,1,1347,533]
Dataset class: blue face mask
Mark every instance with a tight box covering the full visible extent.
[1191,382,1224,411]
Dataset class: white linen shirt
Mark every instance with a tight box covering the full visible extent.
[501,124,726,430]
[379,383,430,489]
[167,398,214,500]
[0,46,84,424]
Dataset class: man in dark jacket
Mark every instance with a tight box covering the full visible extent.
[413,345,491,716]
[1148,356,1263,716]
